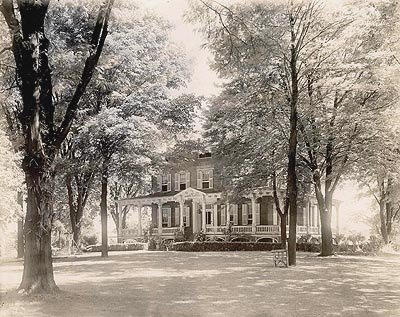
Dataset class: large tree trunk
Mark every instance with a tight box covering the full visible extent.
[17,192,24,258]
[379,199,389,244]
[17,218,24,258]
[320,200,333,256]
[280,213,287,249]
[19,166,58,294]
[313,170,334,256]
[287,12,299,266]
[100,162,109,257]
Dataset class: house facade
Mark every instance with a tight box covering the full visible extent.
[116,153,338,242]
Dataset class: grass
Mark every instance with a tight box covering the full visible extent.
[1,251,400,316]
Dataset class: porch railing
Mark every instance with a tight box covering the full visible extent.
[148,225,320,236]
[232,226,253,233]
[256,225,280,234]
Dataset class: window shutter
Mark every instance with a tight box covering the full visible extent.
[221,205,226,226]
[175,207,180,227]
[167,174,171,191]
[233,204,238,225]
[175,173,179,192]
[157,175,162,192]
[186,172,191,189]
[209,169,214,188]
[197,171,202,189]
[242,204,248,225]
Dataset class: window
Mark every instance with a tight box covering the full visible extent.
[159,174,171,192]
[242,203,253,225]
[162,207,171,227]
[175,172,190,191]
[197,169,214,189]
[179,173,186,190]
[230,204,238,225]
[248,209,253,225]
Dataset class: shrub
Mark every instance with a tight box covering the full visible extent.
[174,230,185,242]
[333,236,383,255]
[193,230,207,242]
[82,234,98,246]
[147,237,158,250]
[297,234,313,243]
[297,242,321,253]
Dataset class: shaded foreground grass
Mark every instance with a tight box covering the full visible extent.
[1,251,400,316]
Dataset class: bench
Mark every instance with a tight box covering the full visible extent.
[272,248,288,267]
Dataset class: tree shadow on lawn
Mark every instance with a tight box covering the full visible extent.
[1,252,400,317]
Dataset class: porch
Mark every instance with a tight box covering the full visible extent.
[115,187,334,242]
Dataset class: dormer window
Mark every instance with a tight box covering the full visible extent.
[197,169,213,189]
[199,152,212,159]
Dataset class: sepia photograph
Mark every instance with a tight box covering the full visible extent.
[0,0,399,316]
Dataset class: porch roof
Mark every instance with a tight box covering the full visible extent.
[116,187,222,207]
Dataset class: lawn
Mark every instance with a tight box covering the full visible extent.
[1,251,400,317]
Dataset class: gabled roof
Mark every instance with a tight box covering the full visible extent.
[116,187,222,206]
[173,187,206,201]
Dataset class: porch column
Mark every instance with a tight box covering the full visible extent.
[251,195,257,233]
[137,204,142,236]
[226,202,230,226]
[202,199,206,231]
[179,200,184,229]
[213,203,218,233]
[157,201,163,234]
[316,204,321,234]
[193,200,198,232]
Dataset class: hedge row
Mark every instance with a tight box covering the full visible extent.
[86,243,145,252]
[170,242,284,252]
[169,241,324,252]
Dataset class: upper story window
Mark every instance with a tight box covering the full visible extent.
[197,168,213,189]
[175,171,190,191]
[158,174,171,192]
